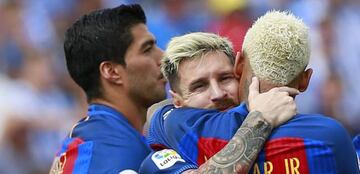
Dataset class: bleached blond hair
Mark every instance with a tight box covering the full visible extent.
[162,32,234,90]
[242,10,310,85]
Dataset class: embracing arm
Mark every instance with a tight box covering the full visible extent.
[183,111,271,174]
[183,77,298,174]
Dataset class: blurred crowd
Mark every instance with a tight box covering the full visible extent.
[0,0,359,173]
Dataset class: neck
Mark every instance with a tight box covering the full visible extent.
[90,94,146,133]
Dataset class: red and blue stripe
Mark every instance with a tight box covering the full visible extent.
[56,138,93,174]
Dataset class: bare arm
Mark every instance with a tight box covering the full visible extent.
[183,111,271,174]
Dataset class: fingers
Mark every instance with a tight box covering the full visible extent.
[269,86,300,96]
[277,87,300,95]
[275,95,297,126]
[248,77,260,100]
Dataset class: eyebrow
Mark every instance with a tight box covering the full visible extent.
[218,71,234,76]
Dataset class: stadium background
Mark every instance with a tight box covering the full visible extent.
[0,0,359,173]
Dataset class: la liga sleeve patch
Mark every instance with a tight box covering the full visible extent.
[151,149,185,170]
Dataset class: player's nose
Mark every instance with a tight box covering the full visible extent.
[210,82,227,102]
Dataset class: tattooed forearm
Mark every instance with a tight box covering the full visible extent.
[183,111,272,174]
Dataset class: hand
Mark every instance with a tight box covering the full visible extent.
[248,77,299,127]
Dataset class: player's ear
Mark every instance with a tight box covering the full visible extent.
[234,51,245,78]
[169,90,184,108]
[99,61,125,85]
[298,68,313,92]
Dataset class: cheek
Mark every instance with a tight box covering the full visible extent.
[230,82,239,95]
[183,93,210,108]
[225,81,240,101]
[133,62,157,78]
[145,63,159,77]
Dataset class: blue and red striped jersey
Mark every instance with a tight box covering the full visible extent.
[140,103,359,174]
[51,104,150,174]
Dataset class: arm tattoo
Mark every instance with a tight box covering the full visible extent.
[183,111,272,174]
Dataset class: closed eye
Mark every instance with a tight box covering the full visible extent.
[141,39,156,54]
[143,46,152,53]
[219,74,235,83]
[189,81,208,92]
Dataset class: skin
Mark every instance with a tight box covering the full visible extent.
[234,53,313,103]
[92,23,167,132]
[125,24,167,109]
[171,51,239,111]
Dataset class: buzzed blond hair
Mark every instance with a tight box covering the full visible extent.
[242,11,310,85]
[162,32,234,90]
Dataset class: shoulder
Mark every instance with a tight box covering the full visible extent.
[145,100,174,133]
[163,104,248,134]
[259,114,359,173]
[290,114,341,125]
[72,114,142,143]
[50,137,94,174]
[165,103,248,128]
[273,114,349,140]
[147,105,217,140]
[54,135,150,173]
[72,115,149,150]
[69,117,151,170]
[146,104,175,146]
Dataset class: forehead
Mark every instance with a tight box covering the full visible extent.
[177,51,233,84]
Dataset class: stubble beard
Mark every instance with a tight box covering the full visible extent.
[128,83,166,109]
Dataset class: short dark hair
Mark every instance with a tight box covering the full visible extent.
[64,4,146,101]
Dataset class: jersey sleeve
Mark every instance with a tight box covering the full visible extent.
[163,104,248,165]
[139,149,198,174]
